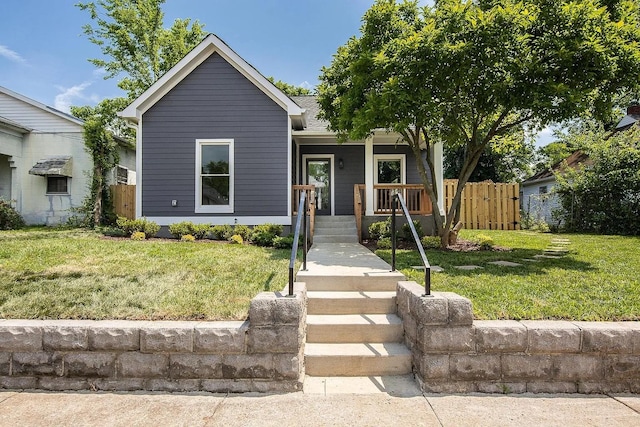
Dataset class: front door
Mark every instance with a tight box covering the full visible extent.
[305,158,332,215]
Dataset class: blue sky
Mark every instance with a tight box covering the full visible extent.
[0,0,552,145]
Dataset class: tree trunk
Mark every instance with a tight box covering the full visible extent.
[93,166,103,227]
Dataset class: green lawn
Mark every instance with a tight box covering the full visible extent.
[376,230,640,321]
[0,228,293,320]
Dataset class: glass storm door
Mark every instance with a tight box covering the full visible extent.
[306,158,331,215]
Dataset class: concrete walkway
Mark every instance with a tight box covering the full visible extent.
[0,389,639,426]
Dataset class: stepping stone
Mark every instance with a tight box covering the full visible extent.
[521,259,540,262]
[547,246,569,251]
[544,250,568,255]
[454,265,483,271]
[533,254,563,259]
[488,261,523,267]
[412,265,444,273]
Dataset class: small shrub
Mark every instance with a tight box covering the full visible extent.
[116,217,160,237]
[228,234,243,244]
[273,234,294,249]
[169,221,192,238]
[191,224,212,239]
[420,235,441,249]
[377,237,392,249]
[473,234,494,250]
[232,224,251,240]
[131,231,146,241]
[100,226,127,237]
[401,219,424,240]
[369,217,391,240]
[0,199,25,230]
[211,224,233,240]
[169,222,211,239]
[250,223,283,247]
[180,234,196,242]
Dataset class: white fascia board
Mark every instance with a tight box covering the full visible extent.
[145,216,292,226]
[119,34,304,122]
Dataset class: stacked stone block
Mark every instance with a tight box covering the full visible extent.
[397,281,640,394]
[0,283,306,393]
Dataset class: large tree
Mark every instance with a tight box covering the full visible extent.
[317,0,640,246]
[75,0,206,225]
[78,0,206,99]
[445,127,535,183]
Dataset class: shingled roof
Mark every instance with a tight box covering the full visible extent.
[291,96,330,133]
[523,151,590,184]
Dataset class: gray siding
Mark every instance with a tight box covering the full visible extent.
[299,145,365,215]
[142,53,289,217]
[521,178,559,225]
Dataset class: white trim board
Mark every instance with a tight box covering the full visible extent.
[145,216,292,226]
[119,34,304,124]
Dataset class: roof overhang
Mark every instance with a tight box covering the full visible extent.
[29,156,73,177]
[0,116,32,134]
[119,34,305,128]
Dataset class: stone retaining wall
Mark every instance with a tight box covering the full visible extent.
[0,283,306,393]
[397,281,640,394]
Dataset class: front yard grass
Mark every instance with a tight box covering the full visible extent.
[0,228,293,320]
[376,230,640,321]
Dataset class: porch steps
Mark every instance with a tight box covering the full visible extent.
[313,216,359,244]
[302,244,411,379]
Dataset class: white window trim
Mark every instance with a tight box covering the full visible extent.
[195,139,234,214]
[373,154,406,185]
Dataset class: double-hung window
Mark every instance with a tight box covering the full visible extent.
[196,139,234,213]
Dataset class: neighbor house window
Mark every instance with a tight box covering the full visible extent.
[47,176,69,194]
[539,186,548,194]
[116,166,129,185]
[195,139,234,213]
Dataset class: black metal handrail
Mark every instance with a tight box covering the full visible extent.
[391,193,432,296]
[289,190,308,295]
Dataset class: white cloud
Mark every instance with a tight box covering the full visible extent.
[533,126,556,148]
[54,82,96,113]
[0,45,27,64]
[299,80,314,91]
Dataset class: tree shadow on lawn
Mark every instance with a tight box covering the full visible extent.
[383,247,596,278]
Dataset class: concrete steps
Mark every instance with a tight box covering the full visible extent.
[305,343,412,376]
[302,244,411,379]
[307,291,397,314]
[313,216,358,244]
[307,314,404,343]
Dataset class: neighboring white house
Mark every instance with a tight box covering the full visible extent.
[0,86,135,225]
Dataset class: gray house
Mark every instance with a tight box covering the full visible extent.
[119,34,443,229]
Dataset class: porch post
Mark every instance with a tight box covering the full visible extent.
[433,141,445,216]
[365,136,374,216]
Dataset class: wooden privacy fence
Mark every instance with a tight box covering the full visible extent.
[110,185,135,219]
[444,180,520,230]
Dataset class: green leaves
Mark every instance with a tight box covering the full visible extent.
[77,0,206,99]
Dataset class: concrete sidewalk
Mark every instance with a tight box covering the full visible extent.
[0,389,638,427]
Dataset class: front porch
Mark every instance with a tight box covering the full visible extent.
[293,183,433,243]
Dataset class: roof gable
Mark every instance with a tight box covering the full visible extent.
[524,150,591,184]
[0,86,84,132]
[119,34,305,127]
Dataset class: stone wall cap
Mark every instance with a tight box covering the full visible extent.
[573,321,638,330]
[475,320,526,329]
[520,320,581,330]
[139,321,197,329]
[195,321,248,330]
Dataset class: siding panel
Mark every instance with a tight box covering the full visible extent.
[141,53,289,218]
